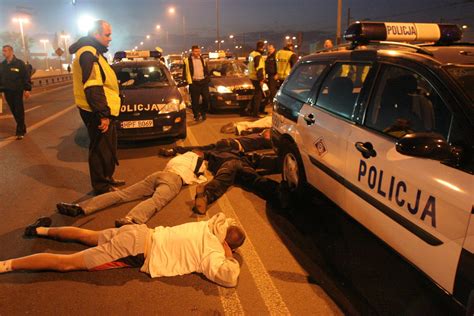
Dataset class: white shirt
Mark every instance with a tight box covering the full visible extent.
[164,151,207,184]
[143,213,241,287]
[191,56,205,80]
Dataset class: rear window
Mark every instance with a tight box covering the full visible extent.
[114,65,170,89]
[282,62,327,102]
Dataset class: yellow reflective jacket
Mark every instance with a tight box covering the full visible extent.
[248,50,265,81]
[72,46,120,117]
[276,49,295,80]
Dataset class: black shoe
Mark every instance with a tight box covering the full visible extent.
[94,186,120,196]
[24,216,52,238]
[115,217,137,228]
[193,115,201,121]
[56,202,84,217]
[16,135,24,140]
[201,114,207,121]
[107,178,126,186]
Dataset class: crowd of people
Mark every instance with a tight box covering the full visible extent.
[0,19,333,287]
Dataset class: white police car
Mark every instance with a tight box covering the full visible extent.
[272,22,473,312]
[112,50,187,140]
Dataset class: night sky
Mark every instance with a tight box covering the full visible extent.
[1,0,473,52]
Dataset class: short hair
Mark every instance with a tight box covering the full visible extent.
[225,226,246,250]
[191,45,200,50]
[286,43,294,49]
[256,41,265,50]
[88,20,109,36]
[2,45,13,50]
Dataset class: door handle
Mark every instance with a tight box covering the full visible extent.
[355,142,377,159]
[303,113,315,125]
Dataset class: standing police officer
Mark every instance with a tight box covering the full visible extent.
[69,20,124,195]
[265,43,278,109]
[0,45,32,140]
[183,45,210,121]
[276,43,297,84]
[246,41,266,117]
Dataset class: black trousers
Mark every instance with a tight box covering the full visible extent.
[204,158,279,205]
[4,90,26,136]
[189,81,210,118]
[79,109,118,192]
[267,76,279,104]
[249,80,264,117]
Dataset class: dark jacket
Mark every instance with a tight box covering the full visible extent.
[69,36,111,117]
[0,56,32,92]
[265,51,277,76]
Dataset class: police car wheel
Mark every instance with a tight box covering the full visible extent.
[178,128,187,139]
[280,140,306,195]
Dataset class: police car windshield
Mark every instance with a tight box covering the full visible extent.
[445,66,474,104]
[208,60,246,77]
[114,65,170,89]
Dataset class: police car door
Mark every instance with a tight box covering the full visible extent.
[344,63,472,295]
[298,62,373,204]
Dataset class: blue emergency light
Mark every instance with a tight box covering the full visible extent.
[344,22,463,44]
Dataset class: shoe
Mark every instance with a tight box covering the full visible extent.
[16,135,24,140]
[107,178,126,187]
[115,217,137,228]
[56,202,84,217]
[24,216,52,238]
[193,184,208,215]
[201,114,207,121]
[94,186,120,196]
[157,147,177,157]
[193,115,201,121]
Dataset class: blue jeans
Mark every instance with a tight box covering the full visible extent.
[80,171,183,224]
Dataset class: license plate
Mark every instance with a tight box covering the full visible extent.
[236,95,252,100]
[120,120,154,129]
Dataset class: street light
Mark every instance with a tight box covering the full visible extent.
[140,41,144,45]
[285,35,290,40]
[40,39,49,70]
[168,6,186,51]
[229,34,234,39]
[168,6,176,14]
[146,35,150,39]
[156,24,161,30]
[12,17,29,61]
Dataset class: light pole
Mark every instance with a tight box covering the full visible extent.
[168,6,186,51]
[216,0,221,50]
[60,34,70,64]
[40,39,49,70]
[12,17,29,61]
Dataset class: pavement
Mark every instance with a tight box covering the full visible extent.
[0,85,457,315]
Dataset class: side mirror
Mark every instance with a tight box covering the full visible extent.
[395,132,452,160]
[176,80,188,88]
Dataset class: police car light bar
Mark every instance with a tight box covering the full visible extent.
[344,22,462,44]
[114,50,162,60]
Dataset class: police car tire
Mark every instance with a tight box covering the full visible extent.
[279,139,307,197]
[178,128,187,139]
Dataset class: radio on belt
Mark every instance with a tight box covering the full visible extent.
[344,21,463,44]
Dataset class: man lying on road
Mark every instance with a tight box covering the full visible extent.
[157,129,272,157]
[57,151,207,227]
[0,213,245,287]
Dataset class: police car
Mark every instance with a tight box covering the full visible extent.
[271,22,473,312]
[207,52,269,112]
[112,50,187,140]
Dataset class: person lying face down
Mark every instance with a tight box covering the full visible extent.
[1,213,245,288]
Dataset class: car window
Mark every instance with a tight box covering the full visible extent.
[282,62,327,103]
[365,65,452,139]
[316,62,371,120]
[114,65,170,89]
[208,61,246,77]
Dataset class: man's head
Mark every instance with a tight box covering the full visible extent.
[286,43,294,51]
[256,41,265,52]
[225,225,246,251]
[323,39,334,49]
[191,45,201,58]
[88,20,112,47]
[2,45,14,60]
[267,44,275,54]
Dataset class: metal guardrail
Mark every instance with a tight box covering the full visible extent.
[31,73,73,87]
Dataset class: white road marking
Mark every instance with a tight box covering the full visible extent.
[0,105,42,120]
[0,104,76,149]
[185,125,290,315]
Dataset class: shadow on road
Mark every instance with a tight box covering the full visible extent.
[22,164,89,193]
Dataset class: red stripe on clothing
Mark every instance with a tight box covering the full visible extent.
[89,261,130,271]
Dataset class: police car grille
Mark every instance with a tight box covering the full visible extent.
[235,89,253,95]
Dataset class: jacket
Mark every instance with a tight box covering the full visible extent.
[183,55,209,85]
[69,36,120,117]
[0,56,32,92]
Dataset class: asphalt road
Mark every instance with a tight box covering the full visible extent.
[0,85,456,315]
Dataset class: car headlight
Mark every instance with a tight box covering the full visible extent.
[215,85,232,93]
[160,99,186,114]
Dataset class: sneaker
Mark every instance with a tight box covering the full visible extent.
[56,203,84,217]
[115,217,137,228]
[24,216,52,238]
[193,184,208,215]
